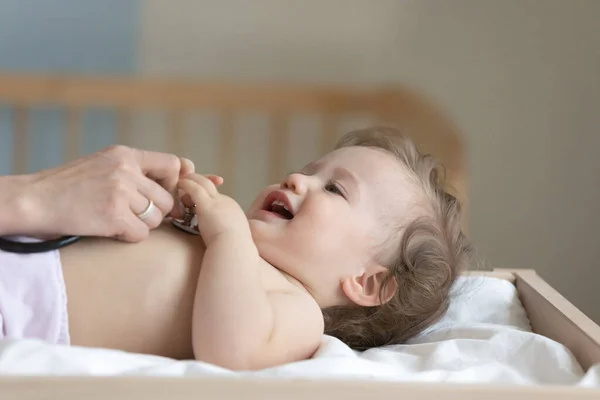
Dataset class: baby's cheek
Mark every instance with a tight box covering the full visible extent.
[341,217,374,249]
[316,215,355,249]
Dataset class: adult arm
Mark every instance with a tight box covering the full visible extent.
[0,174,31,236]
[0,145,200,241]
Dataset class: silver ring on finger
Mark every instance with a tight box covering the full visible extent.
[137,199,155,221]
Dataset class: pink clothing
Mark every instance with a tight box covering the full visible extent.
[0,237,70,345]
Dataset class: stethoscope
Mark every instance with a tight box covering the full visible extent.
[0,210,200,254]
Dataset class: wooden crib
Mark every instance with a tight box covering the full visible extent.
[0,73,467,209]
[0,72,599,399]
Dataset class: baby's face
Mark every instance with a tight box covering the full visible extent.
[247,146,420,308]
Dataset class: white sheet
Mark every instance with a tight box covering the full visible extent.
[1,276,599,387]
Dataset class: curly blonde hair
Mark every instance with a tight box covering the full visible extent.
[322,126,474,350]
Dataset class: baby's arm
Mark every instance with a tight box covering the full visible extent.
[177,175,323,370]
[195,233,323,370]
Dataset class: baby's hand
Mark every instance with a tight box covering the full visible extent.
[177,174,250,244]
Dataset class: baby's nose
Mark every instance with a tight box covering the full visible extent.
[281,173,307,194]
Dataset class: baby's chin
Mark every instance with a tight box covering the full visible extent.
[247,217,265,235]
[248,221,291,263]
[248,219,271,250]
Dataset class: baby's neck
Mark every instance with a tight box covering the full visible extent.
[261,257,315,299]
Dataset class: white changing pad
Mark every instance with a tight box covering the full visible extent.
[1,276,599,387]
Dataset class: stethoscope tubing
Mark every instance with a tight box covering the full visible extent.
[0,218,200,254]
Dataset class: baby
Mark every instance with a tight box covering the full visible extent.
[0,126,473,370]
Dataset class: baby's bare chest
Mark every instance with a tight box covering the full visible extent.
[60,224,202,356]
[61,224,298,358]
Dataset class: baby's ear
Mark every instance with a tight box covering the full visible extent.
[341,265,397,307]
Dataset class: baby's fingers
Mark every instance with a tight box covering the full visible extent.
[181,173,220,195]
[172,174,223,218]
[177,178,211,205]
[179,175,222,205]
[205,175,224,186]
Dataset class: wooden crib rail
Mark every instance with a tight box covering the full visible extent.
[0,74,400,111]
[0,72,467,206]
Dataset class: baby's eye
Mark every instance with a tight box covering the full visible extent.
[325,181,344,197]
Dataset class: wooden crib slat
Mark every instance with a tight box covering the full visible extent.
[320,115,338,155]
[269,113,288,184]
[12,106,29,175]
[117,109,133,146]
[64,108,82,162]
[167,109,186,156]
[218,110,236,195]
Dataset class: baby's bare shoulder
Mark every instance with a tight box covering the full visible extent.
[256,260,324,362]
[267,289,324,362]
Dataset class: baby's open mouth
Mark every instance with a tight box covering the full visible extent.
[267,200,294,220]
[261,191,295,220]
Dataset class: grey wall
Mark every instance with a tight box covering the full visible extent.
[0,0,138,174]
[139,0,600,322]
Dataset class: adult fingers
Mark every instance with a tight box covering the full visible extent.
[169,159,197,218]
[129,189,164,229]
[134,148,181,195]
[116,212,151,243]
[135,174,175,217]
[179,158,195,177]
[180,193,194,209]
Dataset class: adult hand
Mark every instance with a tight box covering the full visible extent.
[11,145,219,242]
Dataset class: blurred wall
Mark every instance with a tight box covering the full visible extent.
[0,0,138,173]
[1,1,599,322]
[139,0,600,321]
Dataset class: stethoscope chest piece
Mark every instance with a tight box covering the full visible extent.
[171,209,200,236]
